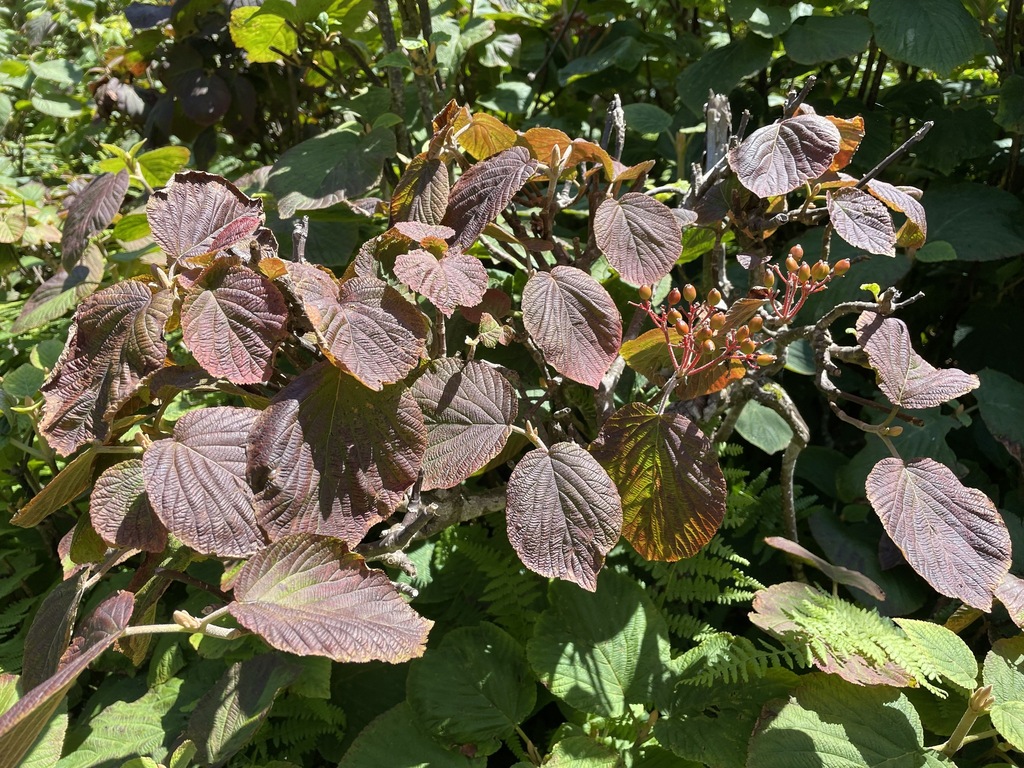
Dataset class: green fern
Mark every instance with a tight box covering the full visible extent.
[674,632,807,685]
[243,692,346,763]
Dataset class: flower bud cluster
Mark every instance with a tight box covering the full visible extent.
[764,245,850,323]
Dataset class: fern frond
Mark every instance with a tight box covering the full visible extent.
[675,632,807,686]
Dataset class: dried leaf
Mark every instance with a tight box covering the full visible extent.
[825,114,865,171]
[394,249,488,318]
[594,193,682,286]
[827,186,897,256]
[728,115,840,197]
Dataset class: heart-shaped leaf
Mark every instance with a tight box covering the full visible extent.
[827,186,897,256]
[728,115,840,197]
[865,180,927,249]
[143,406,265,558]
[90,459,166,552]
[593,193,682,286]
[866,456,1010,610]
[61,171,129,268]
[228,534,432,662]
[248,362,425,545]
[390,154,450,225]
[394,249,488,317]
[522,266,622,388]
[506,442,622,591]
[180,260,289,384]
[591,403,726,561]
[410,358,517,491]
[857,312,979,409]
[40,282,173,456]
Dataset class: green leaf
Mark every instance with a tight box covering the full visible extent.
[2,364,44,400]
[558,37,649,86]
[0,678,67,768]
[28,60,82,86]
[992,700,1024,752]
[747,674,953,767]
[478,81,533,114]
[0,94,12,130]
[976,368,1024,461]
[916,241,957,263]
[29,92,83,119]
[407,623,536,755]
[996,74,1024,133]
[984,636,1024,705]
[869,0,985,76]
[676,34,773,116]
[0,209,27,243]
[112,213,152,245]
[12,448,97,527]
[9,242,104,334]
[545,735,619,767]
[893,618,978,691]
[229,3,298,63]
[782,14,873,64]
[735,400,792,455]
[527,571,672,718]
[623,103,672,137]
[136,146,191,188]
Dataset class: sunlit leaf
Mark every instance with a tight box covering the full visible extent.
[522,266,621,388]
[827,187,897,256]
[866,180,927,249]
[593,193,682,286]
[866,457,1009,610]
[825,114,866,171]
[228,534,432,662]
[0,209,26,243]
[61,171,130,268]
[90,459,166,553]
[12,448,96,527]
[136,146,191,189]
[728,115,840,197]
[143,406,265,558]
[893,618,978,692]
[591,403,726,561]
[507,442,622,591]
[10,245,104,334]
[248,362,424,544]
[410,358,516,491]
[764,536,885,600]
[394,249,488,317]
[229,3,298,63]
[390,154,450,225]
[518,127,573,164]
[20,572,87,691]
[619,327,743,399]
[453,110,518,160]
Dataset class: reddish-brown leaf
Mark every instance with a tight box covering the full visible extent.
[825,114,865,171]
[61,171,130,269]
[229,534,432,662]
[593,193,682,286]
[764,536,885,600]
[247,362,425,546]
[390,154,450,225]
[827,186,897,256]
[866,179,927,249]
[180,260,289,384]
[506,442,622,591]
[619,327,745,399]
[90,459,166,552]
[522,266,622,388]
[866,457,1009,611]
[394,249,488,317]
[728,115,840,197]
[519,127,573,164]
[460,287,512,324]
[143,406,265,557]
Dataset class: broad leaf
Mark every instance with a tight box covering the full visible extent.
[893,618,978,692]
[857,312,979,408]
[827,187,897,256]
[394,249,488,317]
[619,327,744,399]
[593,193,682,286]
[869,0,984,76]
[0,681,65,768]
[248,362,425,544]
[453,110,518,160]
[782,15,873,65]
[407,623,536,754]
[0,209,26,244]
[923,182,1024,262]
[146,171,264,263]
[764,536,885,600]
[0,592,133,768]
[544,736,619,767]
[522,266,621,388]
[996,574,1024,628]
[518,127,573,164]
[20,572,87,691]
[390,154,450,225]
[410,358,516,491]
[591,403,726,561]
[441,146,538,249]
[136,146,191,189]
[12,448,96,527]
[735,400,792,455]
[90,459,166,552]
[976,368,1024,465]
[10,245,104,334]
[228,534,432,662]
[40,282,173,456]
[866,180,927,248]
[506,442,622,591]
[826,114,866,171]
[866,457,1010,610]
[728,115,840,197]
[180,260,289,384]
[61,171,129,268]
[143,406,264,558]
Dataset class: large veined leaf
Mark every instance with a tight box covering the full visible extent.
[894,618,978,692]
[866,457,1010,611]
[976,368,1024,465]
[394,249,488,317]
[593,193,682,286]
[410,358,516,491]
[180,260,289,384]
[407,623,536,754]
[338,702,484,768]
[591,403,726,561]
[0,680,66,768]
[20,572,87,691]
[90,459,166,553]
[782,14,873,65]
[527,571,673,718]
[826,114,866,172]
[747,674,953,768]
[0,592,134,768]
[40,282,173,456]
[856,312,979,409]
[453,110,518,160]
[506,442,622,591]
[984,636,1024,750]
[619,326,745,400]
[12,448,96,527]
[390,154,450,225]
[869,0,984,76]
[728,115,840,198]
[441,146,538,249]
[521,267,621,389]
[247,362,425,544]
[827,187,897,256]
[10,245,104,334]
[61,171,129,268]
[866,179,927,248]
[287,267,427,390]
[228,534,432,662]
[544,736,619,767]
[146,171,264,263]
[143,406,265,558]
[229,3,297,63]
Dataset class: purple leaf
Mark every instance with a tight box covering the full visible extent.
[593,193,683,286]
[390,154,450,225]
[764,536,885,600]
[728,115,840,197]
[441,146,538,249]
[506,442,622,591]
[866,457,1010,611]
[228,534,432,662]
[180,260,289,384]
[827,186,897,256]
[866,180,927,249]
[857,311,979,409]
[143,406,265,557]
[177,72,231,127]
[247,362,425,546]
[61,171,130,269]
[394,249,488,317]
[10,245,104,334]
[12,448,96,527]
[40,282,173,456]
[90,459,166,552]
[411,358,517,491]
[995,574,1024,629]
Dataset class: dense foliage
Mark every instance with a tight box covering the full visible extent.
[2,0,1024,766]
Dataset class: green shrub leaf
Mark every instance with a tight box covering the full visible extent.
[869,0,984,76]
